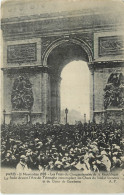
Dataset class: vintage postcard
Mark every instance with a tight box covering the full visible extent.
[0,0,124,193]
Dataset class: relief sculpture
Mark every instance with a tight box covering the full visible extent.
[11,75,34,110]
[104,73,124,109]
[99,36,124,56]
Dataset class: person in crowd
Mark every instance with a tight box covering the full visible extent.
[16,155,29,172]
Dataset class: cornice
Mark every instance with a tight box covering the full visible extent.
[1,9,95,24]
[1,65,50,74]
[88,60,124,70]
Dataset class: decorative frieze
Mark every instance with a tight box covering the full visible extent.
[72,33,93,48]
[41,36,60,57]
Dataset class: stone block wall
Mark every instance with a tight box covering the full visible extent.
[94,68,104,112]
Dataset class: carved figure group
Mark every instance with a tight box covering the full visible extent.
[11,75,34,110]
[104,73,124,109]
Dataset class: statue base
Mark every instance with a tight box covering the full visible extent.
[11,110,30,124]
[94,108,124,124]
[105,108,124,124]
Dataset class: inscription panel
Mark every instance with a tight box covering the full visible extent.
[7,43,37,63]
[99,36,124,57]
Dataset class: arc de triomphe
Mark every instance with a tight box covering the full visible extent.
[1,0,124,124]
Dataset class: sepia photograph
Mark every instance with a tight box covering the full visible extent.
[0,0,124,193]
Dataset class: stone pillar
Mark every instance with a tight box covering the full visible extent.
[42,71,51,123]
[51,74,61,124]
[56,76,61,123]
[88,63,95,122]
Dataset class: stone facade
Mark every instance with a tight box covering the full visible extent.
[93,64,124,123]
[1,0,124,124]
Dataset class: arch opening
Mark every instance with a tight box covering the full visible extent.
[60,60,90,124]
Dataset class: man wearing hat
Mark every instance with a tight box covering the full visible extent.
[16,155,29,172]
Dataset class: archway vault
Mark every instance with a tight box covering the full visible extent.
[43,37,93,67]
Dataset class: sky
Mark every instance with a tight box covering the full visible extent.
[60,60,90,120]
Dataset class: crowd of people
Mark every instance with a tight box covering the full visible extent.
[1,122,124,172]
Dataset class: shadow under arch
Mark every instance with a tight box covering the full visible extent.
[42,37,93,67]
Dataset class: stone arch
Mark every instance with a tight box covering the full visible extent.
[42,37,93,66]
[42,37,93,123]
